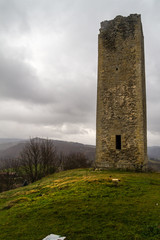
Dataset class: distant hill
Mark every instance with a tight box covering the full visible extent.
[0,138,160,170]
[0,138,96,161]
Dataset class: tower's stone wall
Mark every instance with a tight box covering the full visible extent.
[96,14,147,170]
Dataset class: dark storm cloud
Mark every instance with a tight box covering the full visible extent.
[0,0,159,145]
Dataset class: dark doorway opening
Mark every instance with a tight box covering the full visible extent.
[116,135,121,150]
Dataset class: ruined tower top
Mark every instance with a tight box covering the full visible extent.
[99,14,144,52]
[100,14,141,32]
[96,14,147,170]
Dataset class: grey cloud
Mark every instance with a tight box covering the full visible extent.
[0,0,30,33]
[0,0,159,145]
[0,51,53,104]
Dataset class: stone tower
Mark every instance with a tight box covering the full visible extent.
[96,14,147,169]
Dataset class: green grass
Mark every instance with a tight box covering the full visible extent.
[0,169,160,240]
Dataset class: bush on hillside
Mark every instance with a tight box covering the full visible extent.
[63,152,90,170]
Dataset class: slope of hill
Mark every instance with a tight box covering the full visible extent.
[148,146,160,160]
[0,169,160,240]
[0,138,23,144]
[148,158,160,172]
[0,142,27,159]
[0,141,22,152]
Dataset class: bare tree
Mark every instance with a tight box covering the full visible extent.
[40,139,57,177]
[19,138,41,182]
[19,138,58,183]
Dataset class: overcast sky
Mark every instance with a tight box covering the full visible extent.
[0,0,159,146]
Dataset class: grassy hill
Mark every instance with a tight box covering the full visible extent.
[0,169,160,240]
